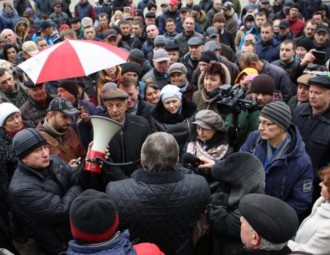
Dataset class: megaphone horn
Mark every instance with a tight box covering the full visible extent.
[84,116,123,173]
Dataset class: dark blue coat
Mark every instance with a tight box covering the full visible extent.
[256,37,280,63]
[240,125,313,214]
[67,230,136,255]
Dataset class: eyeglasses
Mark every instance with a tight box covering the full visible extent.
[258,120,276,127]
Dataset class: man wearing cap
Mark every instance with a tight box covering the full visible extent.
[258,0,275,20]
[283,4,305,37]
[222,2,239,41]
[292,75,330,202]
[67,189,164,254]
[148,35,168,61]
[142,49,170,90]
[239,193,299,254]
[106,132,210,255]
[70,17,84,39]
[174,16,203,56]
[181,37,204,83]
[21,40,39,61]
[118,19,142,50]
[240,101,314,218]
[312,25,330,61]
[36,20,62,45]
[277,20,294,42]
[0,68,28,108]
[36,98,86,163]
[57,80,96,149]
[288,74,315,111]
[8,128,89,255]
[158,0,181,35]
[272,39,299,76]
[49,3,70,29]
[101,88,150,178]
[191,4,210,33]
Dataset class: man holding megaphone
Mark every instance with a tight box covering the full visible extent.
[94,87,151,180]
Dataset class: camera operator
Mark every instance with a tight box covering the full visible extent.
[225,74,275,149]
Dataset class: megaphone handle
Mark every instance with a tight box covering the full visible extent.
[96,157,140,167]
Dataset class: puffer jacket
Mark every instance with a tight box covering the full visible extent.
[67,229,165,255]
[8,156,84,255]
[240,125,314,215]
[106,168,211,255]
[149,97,196,156]
[20,94,54,127]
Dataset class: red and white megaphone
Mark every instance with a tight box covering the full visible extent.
[84,116,123,173]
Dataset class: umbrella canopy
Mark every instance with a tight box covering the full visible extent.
[18,40,129,84]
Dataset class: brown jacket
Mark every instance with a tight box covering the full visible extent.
[37,122,86,163]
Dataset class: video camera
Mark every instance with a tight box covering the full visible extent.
[216,84,258,115]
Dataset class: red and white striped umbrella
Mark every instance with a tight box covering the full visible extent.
[18,40,129,84]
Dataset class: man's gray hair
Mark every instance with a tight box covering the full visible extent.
[141,132,179,172]
[259,236,288,251]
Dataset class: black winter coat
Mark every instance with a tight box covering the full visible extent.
[106,168,210,255]
[8,156,83,255]
[149,97,196,156]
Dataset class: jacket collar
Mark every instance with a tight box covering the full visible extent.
[132,168,184,184]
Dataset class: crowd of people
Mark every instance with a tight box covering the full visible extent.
[0,0,330,254]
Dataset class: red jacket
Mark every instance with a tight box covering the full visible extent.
[285,18,305,37]
[134,243,165,255]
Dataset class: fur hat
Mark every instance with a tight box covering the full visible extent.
[211,152,265,206]
[70,189,119,243]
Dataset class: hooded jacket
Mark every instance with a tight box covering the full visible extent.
[13,18,30,42]
[240,125,314,215]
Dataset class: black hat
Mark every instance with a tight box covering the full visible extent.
[23,80,43,88]
[239,193,299,243]
[104,28,118,39]
[199,51,218,63]
[279,20,289,29]
[165,41,180,51]
[121,62,140,75]
[70,189,119,243]
[180,7,189,13]
[191,4,201,12]
[58,80,79,98]
[145,12,156,18]
[13,128,48,160]
[53,3,61,8]
[296,38,314,51]
[40,20,54,30]
[70,17,81,23]
[47,98,80,116]
[316,25,329,34]
[128,49,145,64]
[187,37,204,46]
[308,75,330,89]
[290,3,301,12]
[250,74,275,96]
[260,101,292,130]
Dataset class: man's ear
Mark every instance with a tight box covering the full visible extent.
[251,232,261,248]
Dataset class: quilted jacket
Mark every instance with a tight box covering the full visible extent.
[106,168,210,255]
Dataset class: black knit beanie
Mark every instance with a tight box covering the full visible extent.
[296,38,314,52]
[250,74,275,95]
[121,62,140,75]
[58,80,79,98]
[260,101,292,130]
[70,189,119,244]
[128,49,145,64]
[13,128,48,159]
[199,51,218,63]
